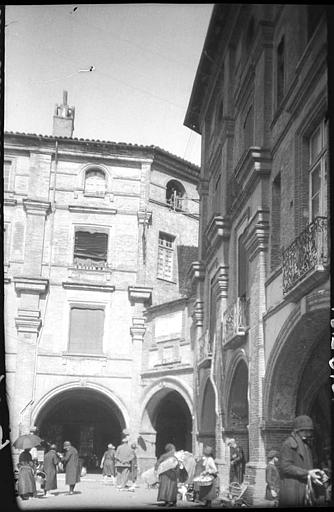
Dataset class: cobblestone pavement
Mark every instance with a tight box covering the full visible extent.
[16,473,203,510]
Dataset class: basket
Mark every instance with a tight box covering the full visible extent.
[193,475,214,487]
[229,482,242,497]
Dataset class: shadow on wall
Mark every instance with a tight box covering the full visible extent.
[177,246,198,295]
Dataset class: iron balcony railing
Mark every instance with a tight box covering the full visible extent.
[282,216,328,295]
[73,258,110,271]
[223,297,248,345]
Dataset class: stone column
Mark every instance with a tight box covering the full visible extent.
[243,209,269,501]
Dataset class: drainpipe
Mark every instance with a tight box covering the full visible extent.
[30,141,59,411]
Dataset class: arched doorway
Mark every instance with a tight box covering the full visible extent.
[142,387,192,459]
[227,360,249,462]
[35,388,126,471]
[155,391,192,457]
[199,379,216,449]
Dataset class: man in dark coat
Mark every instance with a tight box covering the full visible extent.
[61,441,80,495]
[43,444,59,496]
[279,415,324,507]
[228,438,245,484]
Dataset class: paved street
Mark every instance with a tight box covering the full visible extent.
[16,474,203,510]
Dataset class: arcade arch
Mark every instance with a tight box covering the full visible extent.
[33,385,127,470]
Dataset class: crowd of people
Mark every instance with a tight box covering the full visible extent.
[15,415,331,508]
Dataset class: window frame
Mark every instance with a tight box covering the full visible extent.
[71,224,111,270]
[67,303,106,355]
[308,119,328,221]
[157,231,176,282]
[84,168,106,198]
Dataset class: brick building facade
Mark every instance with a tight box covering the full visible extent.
[3,92,200,472]
[184,4,330,501]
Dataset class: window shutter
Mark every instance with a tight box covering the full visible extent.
[69,307,104,354]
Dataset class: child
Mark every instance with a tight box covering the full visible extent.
[265,450,280,504]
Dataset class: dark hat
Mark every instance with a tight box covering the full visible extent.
[203,445,213,456]
[267,450,279,460]
[293,415,314,431]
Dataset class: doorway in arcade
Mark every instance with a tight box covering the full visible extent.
[154,390,192,458]
[35,388,126,472]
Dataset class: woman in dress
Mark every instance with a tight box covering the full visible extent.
[100,443,115,483]
[155,443,180,507]
[17,448,37,500]
[194,446,218,508]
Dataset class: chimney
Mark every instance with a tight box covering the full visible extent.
[52,90,75,138]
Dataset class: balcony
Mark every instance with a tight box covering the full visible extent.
[197,331,212,368]
[223,297,248,348]
[282,217,329,302]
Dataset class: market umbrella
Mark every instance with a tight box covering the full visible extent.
[13,434,42,450]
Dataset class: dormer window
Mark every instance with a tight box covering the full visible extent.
[166,180,185,211]
[84,169,106,197]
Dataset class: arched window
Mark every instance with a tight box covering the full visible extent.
[84,169,106,197]
[166,180,186,210]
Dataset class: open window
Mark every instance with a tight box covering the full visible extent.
[166,180,186,211]
[73,228,108,269]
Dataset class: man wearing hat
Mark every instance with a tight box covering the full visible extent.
[60,441,80,495]
[279,415,324,506]
[265,450,279,502]
[115,437,135,490]
[43,444,60,497]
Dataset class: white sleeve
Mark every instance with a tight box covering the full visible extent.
[207,457,217,474]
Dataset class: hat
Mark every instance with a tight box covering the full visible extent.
[267,450,279,460]
[63,441,71,447]
[203,445,213,456]
[227,438,236,446]
[50,444,57,450]
[107,443,115,449]
[293,415,314,431]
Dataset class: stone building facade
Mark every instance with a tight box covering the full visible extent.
[3,93,199,472]
[184,4,330,501]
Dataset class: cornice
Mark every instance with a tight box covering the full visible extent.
[62,281,115,293]
[212,265,229,300]
[205,215,231,253]
[130,317,146,341]
[187,261,205,284]
[68,205,117,215]
[191,300,204,327]
[243,209,270,261]
[128,285,153,304]
[13,276,49,294]
[23,198,51,216]
[15,308,42,334]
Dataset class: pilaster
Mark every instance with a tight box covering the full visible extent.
[242,208,269,501]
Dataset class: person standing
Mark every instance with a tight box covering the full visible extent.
[279,415,325,507]
[194,446,218,508]
[115,437,134,490]
[228,438,245,484]
[155,443,180,507]
[100,443,115,484]
[43,444,59,497]
[128,443,138,491]
[60,441,80,495]
[17,448,37,500]
[265,450,280,503]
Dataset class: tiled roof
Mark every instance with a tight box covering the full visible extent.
[4,131,200,170]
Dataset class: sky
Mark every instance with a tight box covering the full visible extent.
[4,4,213,165]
